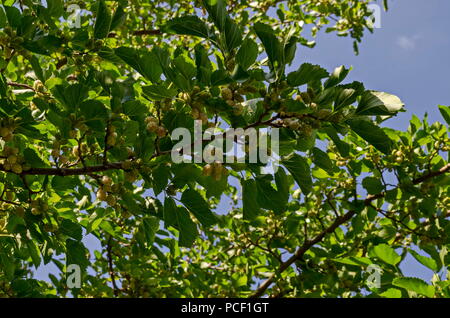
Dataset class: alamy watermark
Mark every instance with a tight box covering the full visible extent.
[365,264,383,289]
[367,4,382,29]
[66,264,81,289]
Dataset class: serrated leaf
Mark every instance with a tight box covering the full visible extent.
[115,47,162,82]
[438,105,450,125]
[409,250,439,272]
[362,177,384,195]
[142,85,178,100]
[110,5,126,31]
[51,176,78,192]
[380,288,402,298]
[312,147,333,172]
[181,189,217,227]
[79,100,107,120]
[164,198,198,247]
[94,0,112,39]
[324,65,351,88]
[356,91,404,116]
[392,277,435,298]
[256,175,283,213]
[164,16,210,38]
[224,19,242,51]
[203,0,227,31]
[372,244,401,266]
[254,22,283,70]
[60,220,83,241]
[242,179,260,220]
[287,63,328,87]
[66,239,89,270]
[348,119,393,154]
[236,38,258,70]
[282,154,312,195]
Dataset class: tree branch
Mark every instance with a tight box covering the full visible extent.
[106,236,119,297]
[0,162,124,176]
[7,81,34,91]
[250,163,450,298]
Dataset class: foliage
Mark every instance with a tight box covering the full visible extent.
[0,0,449,298]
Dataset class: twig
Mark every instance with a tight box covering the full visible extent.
[106,236,119,297]
[250,164,450,298]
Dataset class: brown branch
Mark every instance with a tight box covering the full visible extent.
[412,163,450,184]
[106,236,119,297]
[7,81,34,91]
[108,30,162,38]
[250,163,450,298]
[0,162,124,176]
[132,29,162,36]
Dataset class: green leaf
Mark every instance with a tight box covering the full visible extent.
[60,220,83,241]
[164,197,198,247]
[94,0,112,39]
[173,55,196,80]
[438,105,450,125]
[51,176,78,192]
[380,288,402,298]
[392,277,435,298]
[142,85,178,101]
[115,47,162,82]
[283,31,298,66]
[333,256,372,267]
[356,91,404,116]
[282,154,312,195]
[254,22,283,70]
[236,38,258,69]
[284,99,308,113]
[275,168,289,209]
[256,175,284,213]
[25,240,41,268]
[224,19,243,51]
[4,6,21,28]
[362,177,384,195]
[334,81,365,109]
[79,100,107,120]
[312,147,333,172]
[137,216,160,246]
[372,244,401,266]
[152,164,170,195]
[181,189,217,227]
[287,63,328,87]
[66,239,89,270]
[23,148,47,167]
[347,119,393,154]
[52,84,88,110]
[203,0,227,32]
[324,65,350,88]
[242,179,260,220]
[164,16,210,39]
[122,100,147,117]
[194,44,213,85]
[0,7,6,28]
[29,56,45,82]
[409,250,439,272]
[110,5,127,31]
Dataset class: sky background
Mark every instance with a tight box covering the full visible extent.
[298,0,450,131]
[35,0,450,288]
[297,0,450,281]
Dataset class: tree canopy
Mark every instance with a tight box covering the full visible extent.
[0,0,449,298]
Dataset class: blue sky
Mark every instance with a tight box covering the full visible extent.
[298,0,450,131]
[296,0,450,281]
[35,0,449,290]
